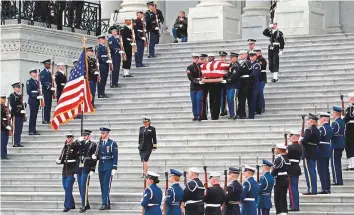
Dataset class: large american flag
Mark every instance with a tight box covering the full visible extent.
[50,50,94,131]
[200,61,229,78]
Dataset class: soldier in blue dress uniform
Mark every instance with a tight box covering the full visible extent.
[255,49,267,114]
[300,113,320,195]
[187,53,203,121]
[76,130,97,213]
[317,112,333,194]
[94,127,118,210]
[183,167,205,215]
[241,165,260,215]
[26,69,40,135]
[97,35,110,98]
[108,25,122,87]
[134,10,147,68]
[1,95,12,159]
[225,52,240,120]
[248,51,261,119]
[219,51,228,117]
[257,160,274,215]
[9,82,25,147]
[224,167,243,215]
[164,169,183,215]
[141,171,163,215]
[145,2,159,58]
[40,59,54,124]
[330,106,345,185]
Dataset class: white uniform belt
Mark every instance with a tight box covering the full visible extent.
[171,202,180,206]
[31,91,38,93]
[243,198,255,201]
[261,70,267,73]
[185,200,202,205]
[205,204,221,207]
[64,160,76,163]
[241,75,250,78]
[261,193,270,196]
[272,42,280,45]
[333,134,344,137]
[228,201,240,205]
[307,142,317,146]
[100,156,113,160]
[101,55,107,57]
[348,120,354,123]
[319,141,330,145]
[278,172,287,176]
[289,159,300,163]
[148,204,159,207]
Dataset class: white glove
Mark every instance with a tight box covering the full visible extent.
[341,116,345,119]
[279,50,283,56]
[96,63,100,67]
[221,80,227,84]
[89,171,95,177]
[106,60,112,64]
[37,95,43,100]
[111,169,117,176]
[199,81,205,85]
[269,23,273,28]
[92,154,97,160]
[51,87,55,91]
[56,159,61,164]
[179,24,183,28]
[6,126,11,131]
[74,174,77,179]
[299,137,304,142]
[78,137,84,142]
[119,50,125,54]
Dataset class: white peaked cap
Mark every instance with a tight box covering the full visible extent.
[189,167,200,173]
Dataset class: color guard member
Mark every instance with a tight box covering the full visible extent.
[241,166,259,215]
[183,167,205,215]
[164,169,184,215]
[26,69,40,135]
[224,167,243,215]
[141,171,163,215]
[331,106,345,185]
[257,160,274,215]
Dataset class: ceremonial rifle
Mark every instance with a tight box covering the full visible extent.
[131,19,137,53]
[202,157,208,188]
[142,162,147,215]
[256,154,260,183]
[37,69,45,122]
[118,27,127,61]
[301,114,306,138]
[284,133,288,146]
[223,167,227,192]
[271,147,275,163]
[104,34,113,87]
[340,94,345,116]
[239,156,242,184]
[51,58,56,100]
[5,99,12,137]
[20,83,27,122]
[183,170,187,186]
[163,160,168,215]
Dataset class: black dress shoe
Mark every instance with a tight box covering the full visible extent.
[1,157,9,160]
[140,64,147,67]
[125,74,134,77]
[98,95,104,98]
[13,144,24,147]
[199,117,208,120]
[79,206,89,213]
[192,118,198,121]
[63,208,70,212]
[110,85,118,88]
[173,40,178,43]
[34,132,40,135]
[99,205,110,210]
[271,78,279,83]
[42,121,50,124]
[302,192,317,195]
[261,109,265,113]
[318,190,329,194]
[103,94,110,98]
[28,132,34,135]
[332,183,343,186]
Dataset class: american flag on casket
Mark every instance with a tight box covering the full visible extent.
[200,61,230,79]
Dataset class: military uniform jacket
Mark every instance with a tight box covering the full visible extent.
[40,68,53,90]
[186,63,203,91]
[121,25,133,48]
[257,172,274,209]
[96,138,118,171]
[238,60,252,92]
[204,184,225,208]
[87,56,98,82]
[225,62,241,89]
[1,104,10,131]
[241,177,260,202]
[301,125,320,159]
[138,126,157,151]
[271,154,290,179]
[318,122,333,158]
[164,183,183,207]
[58,141,79,177]
[76,140,97,173]
[344,104,354,126]
[262,28,285,50]
[55,71,66,93]
[134,18,146,41]
[108,35,121,55]
[183,178,205,207]
[97,44,108,65]
[250,61,261,85]
[257,56,267,83]
[9,92,25,118]
[144,10,159,33]
[141,183,163,209]
[287,143,303,176]
[26,78,40,106]
[331,117,345,149]
[173,16,188,36]
[225,180,242,206]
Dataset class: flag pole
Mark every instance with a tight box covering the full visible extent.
[81,36,88,135]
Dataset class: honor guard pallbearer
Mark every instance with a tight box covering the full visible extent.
[317,112,333,194]
[164,169,184,215]
[200,54,210,120]
[187,53,203,121]
[248,51,261,119]
[134,10,147,67]
[237,51,252,119]
[183,167,205,215]
[97,35,110,98]
[255,49,267,114]
[145,2,159,58]
[247,39,256,59]
[108,25,122,87]
[54,62,67,102]
[204,172,225,215]
[40,59,54,124]
[121,18,134,78]
[219,51,228,117]
[240,166,260,215]
[330,106,345,185]
[1,95,11,159]
[257,160,274,215]
[224,52,240,120]
[95,127,118,210]
[224,167,243,215]
[9,82,25,147]
[344,93,354,170]
[26,69,40,135]
[139,116,157,175]
[141,171,163,215]
[86,47,100,107]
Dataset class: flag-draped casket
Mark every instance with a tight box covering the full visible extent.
[200,61,229,83]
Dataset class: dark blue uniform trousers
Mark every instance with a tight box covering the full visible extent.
[111,54,121,85]
[241,201,257,215]
[257,208,270,215]
[13,116,23,145]
[288,176,299,210]
[29,103,39,133]
[89,80,97,106]
[149,31,157,57]
[317,157,331,191]
[331,148,344,185]
[257,81,266,111]
[77,171,91,207]
[99,169,113,206]
[42,89,52,122]
[226,88,238,117]
[220,86,227,114]
[248,84,258,119]
[135,39,145,67]
[1,130,9,158]
[98,64,109,96]
[303,158,317,193]
[225,204,240,215]
[190,90,203,119]
[62,175,75,209]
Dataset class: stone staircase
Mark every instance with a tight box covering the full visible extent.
[2,33,354,215]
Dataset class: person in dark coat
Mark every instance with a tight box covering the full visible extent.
[172,11,188,43]
[224,167,243,215]
[204,172,225,215]
[344,93,354,170]
[55,62,67,102]
[138,116,157,175]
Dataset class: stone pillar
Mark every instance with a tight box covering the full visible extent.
[275,0,325,36]
[156,0,173,43]
[116,0,146,24]
[101,0,122,20]
[188,0,241,41]
[241,0,270,39]
[323,1,342,33]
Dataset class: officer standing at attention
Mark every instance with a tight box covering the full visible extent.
[1,95,12,159]
[164,169,184,215]
[224,52,240,120]
[257,160,274,215]
[94,127,118,210]
[121,18,134,78]
[247,39,256,57]
[255,49,267,114]
[56,133,79,212]
[317,112,333,194]
[97,35,110,98]
[204,172,225,215]
[187,53,203,121]
[219,51,228,117]
[139,116,157,176]
[141,171,163,215]
[86,47,100,107]
[145,2,159,58]
[300,113,320,195]
[40,59,54,124]
[9,82,25,147]
[344,92,354,170]
[241,166,259,215]
[237,50,252,119]
[55,62,67,102]
[134,10,147,67]
[287,131,303,211]
[26,69,40,135]
[330,106,345,185]
[183,167,205,215]
[248,51,261,119]
[272,144,290,215]
[108,25,122,87]
[224,167,243,215]
[76,130,97,213]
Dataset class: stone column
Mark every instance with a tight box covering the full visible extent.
[323,1,342,33]
[116,0,147,24]
[156,0,173,43]
[101,0,122,20]
[241,0,270,39]
[275,0,325,36]
[188,0,241,41]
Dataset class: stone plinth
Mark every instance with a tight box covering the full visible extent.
[241,0,270,39]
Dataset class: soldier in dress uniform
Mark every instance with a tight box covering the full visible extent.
[219,51,228,117]
[121,18,134,78]
[330,106,345,184]
[300,113,320,195]
[272,144,290,215]
[40,59,54,124]
[1,95,12,159]
[204,172,225,215]
[108,25,122,87]
[237,51,252,119]
[257,160,274,215]
[134,10,147,68]
[94,127,118,210]
[224,167,243,215]
[187,53,203,121]
[139,116,157,175]
[76,130,97,213]
[208,53,215,62]
[317,112,333,194]
[86,47,100,107]
[141,171,163,215]
[55,62,67,102]
[55,133,79,212]
[247,39,256,58]
[240,165,259,215]
[200,54,210,120]
[263,22,285,82]
[183,167,205,215]
[26,69,40,135]
[164,169,184,215]
[224,52,240,120]
[287,130,303,211]
[145,2,159,58]
[97,35,110,98]
[344,92,354,170]
[248,51,261,119]
[9,82,25,147]
[255,49,267,114]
